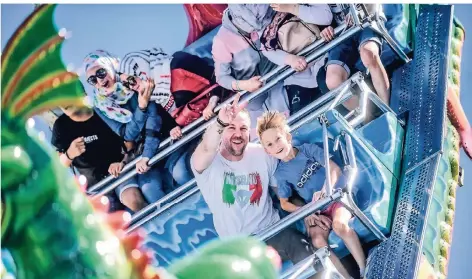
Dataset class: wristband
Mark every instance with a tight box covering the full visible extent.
[235,80,241,92]
[139,106,148,112]
[216,117,229,127]
[65,150,73,161]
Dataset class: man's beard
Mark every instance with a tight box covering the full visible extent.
[224,137,247,156]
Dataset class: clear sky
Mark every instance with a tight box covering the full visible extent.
[2,4,472,278]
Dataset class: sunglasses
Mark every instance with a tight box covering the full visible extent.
[121,75,138,90]
[87,68,108,86]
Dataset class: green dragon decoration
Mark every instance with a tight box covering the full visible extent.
[0,4,280,279]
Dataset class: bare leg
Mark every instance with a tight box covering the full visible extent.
[309,224,351,279]
[360,41,390,105]
[332,207,366,277]
[120,187,148,212]
[326,64,359,111]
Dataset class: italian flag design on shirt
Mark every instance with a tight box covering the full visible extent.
[222,172,263,206]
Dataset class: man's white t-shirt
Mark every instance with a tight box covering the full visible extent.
[191,142,281,237]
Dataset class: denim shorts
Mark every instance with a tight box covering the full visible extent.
[326,26,384,76]
[115,165,166,204]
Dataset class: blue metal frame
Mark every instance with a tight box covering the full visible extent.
[365,4,453,279]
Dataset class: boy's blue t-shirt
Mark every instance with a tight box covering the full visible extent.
[274,143,344,204]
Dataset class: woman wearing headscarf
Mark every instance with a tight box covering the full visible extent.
[82,50,194,210]
[211,4,290,139]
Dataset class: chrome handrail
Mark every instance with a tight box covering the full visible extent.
[321,115,333,196]
[372,5,411,63]
[281,246,346,279]
[89,23,369,198]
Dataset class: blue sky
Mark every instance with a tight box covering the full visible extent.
[2,4,472,278]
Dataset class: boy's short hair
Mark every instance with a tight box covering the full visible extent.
[256,111,290,139]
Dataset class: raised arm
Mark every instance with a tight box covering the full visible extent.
[191,93,245,173]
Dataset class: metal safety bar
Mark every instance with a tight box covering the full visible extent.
[89,22,369,198]
[349,4,362,27]
[339,132,387,241]
[125,79,359,230]
[372,10,411,63]
[355,77,405,126]
[281,246,346,279]
[345,76,403,129]
[348,83,369,128]
[321,116,333,197]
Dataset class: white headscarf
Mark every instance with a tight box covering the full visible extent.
[82,50,135,123]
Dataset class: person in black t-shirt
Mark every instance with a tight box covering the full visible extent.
[51,104,149,212]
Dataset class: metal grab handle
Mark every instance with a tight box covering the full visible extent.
[89,23,369,198]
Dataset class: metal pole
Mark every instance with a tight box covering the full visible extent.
[128,179,196,225]
[125,84,357,231]
[256,189,344,241]
[356,78,398,117]
[328,83,351,110]
[288,93,354,134]
[281,253,318,279]
[349,86,369,127]
[341,193,387,242]
[281,246,346,279]
[349,4,362,27]
[90,24,367,197]
[341,133,388,242]
[372,11,411,63]
[321,116,333,196]
[343,133,357,193]
[286,255,316,279]
[125,186,200,234]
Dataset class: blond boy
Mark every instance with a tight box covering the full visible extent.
[257,111,366,279]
